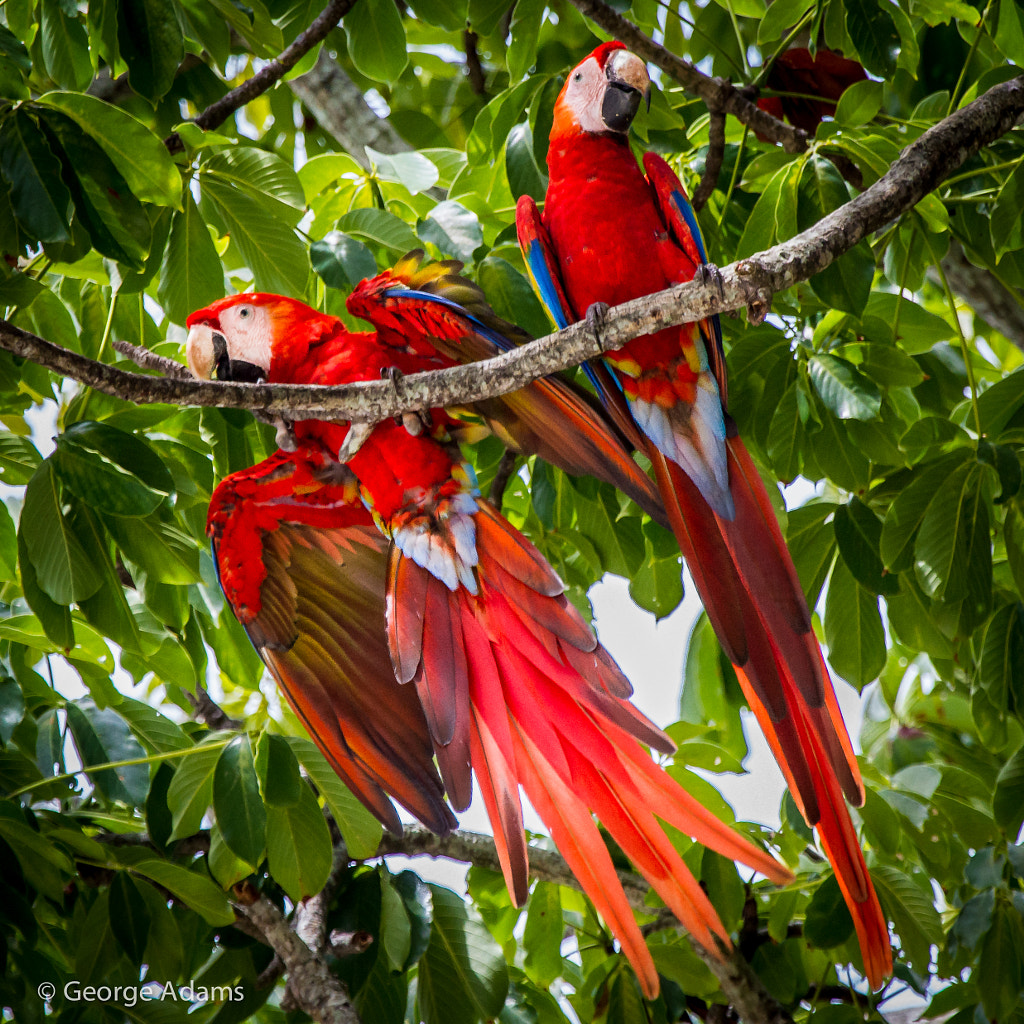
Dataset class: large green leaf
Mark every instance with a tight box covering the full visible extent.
[132,859,235,926]
[265,783,332,901]
[418,885,509,1024]
[36,108,152,269]
[39,0,92,91]
[845,0,900,76]
[0,109,72,244]
[213,734,266,868]
[418,200,483,263]
[54,421,172,517]
[109,872,151,962]
[809,354,881,421]
[344,0,408,84]
[872,865,942,974]
[833,498,899,596]
[523,882,563,987]
[65,698,149,806]
[116,0,183,102]
[824,556,886,688]
[37,92,182,208]
[158,191,225,325]
[993,742,1024,838]
[21,461,103,605]
[288,736,383,859]
[977,893,1024,1022]
[167,742,223,840]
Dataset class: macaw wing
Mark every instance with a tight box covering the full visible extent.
[516,196,577,331]
[349,251,667,525]
[643,152,728,407]
[209,449,456,837]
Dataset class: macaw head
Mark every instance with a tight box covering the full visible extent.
[186,293,337,383]
[552,42,651,139]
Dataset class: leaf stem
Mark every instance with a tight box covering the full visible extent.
[947,0,994,116]
[8,739,234,799]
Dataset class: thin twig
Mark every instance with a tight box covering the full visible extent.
[693,108,727,211]
[164,0,359,154]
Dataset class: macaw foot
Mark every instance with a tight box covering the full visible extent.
[272,415,297,452]
[696,261,725,299]
[584,301,610,354]
[381,365,404,393]
[338,420,375,463]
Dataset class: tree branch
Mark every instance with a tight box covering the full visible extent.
[290,49,417,172]
[565,0,807,151]
[234,889,362,1024]
[6,73,1022,427]
[164,0,359,154]
[693,108,727,211]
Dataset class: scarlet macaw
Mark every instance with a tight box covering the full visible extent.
[516,43,892,987]
[185,258,793,999]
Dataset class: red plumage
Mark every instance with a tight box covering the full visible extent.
[517,44,892,988]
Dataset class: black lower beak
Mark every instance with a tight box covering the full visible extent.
[211,334,265,383]
[602,82,643,133]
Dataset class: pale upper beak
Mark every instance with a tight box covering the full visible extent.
[186,322,221,380]
[602,50,652,133]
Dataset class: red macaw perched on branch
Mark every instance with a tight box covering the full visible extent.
[185,259,793,999]
[516,43,892,988]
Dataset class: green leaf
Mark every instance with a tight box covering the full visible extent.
[117,696,192,754]
[208,823,253,889]
[0,676,25,746]
[834,498,899,596]
[167,742,222,840]
[17,528,74,648]
[0,109,72,244]
[505,122,546,202]
[116,0,183,102]
[337,206,422,254]
[701,850,744,929]
[628,551,684,620]
[254,733,302,807]
[575,490,644,579]
[476,256,553,340]
[977,893,1024,1022]
[991,160,1024,257]
[158,191,225,325]
[787,502,838,609]
[39,0,92,90]
[109,871,152,962]
[737,164,787,259]
[768,381,804,480]
[21,461,103,604]
[824,557,886,688]
[880,451,971,571]
[288,737,383,858]
[0,434,42,485]
[996,0,1024,64]
[266,782,332,901]
[994,742,1024,837]
[54,421,172,516]
[345,0,408,84]
[872,865,943,974]
[757,0,815,43]
[804,874,855,948]
[104,513,200,585]
[65,698,149,805]
[380,866,413,971]
[834,78,883,126]
[213,735,266,868]
[36,108,152,270]
[132,858,236,926]
[845,0,900,76]
[915,462,991,609]
[952,889,994,952]
[368,147,439,195]
[36,92,182,208]
[418,885,509,1024]
[809,354,882,421]
[419,200,484,263]
[310,231,378,290]
[523,882,563,986]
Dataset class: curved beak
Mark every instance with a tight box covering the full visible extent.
[602,49,651,133]
[186,323,266,383]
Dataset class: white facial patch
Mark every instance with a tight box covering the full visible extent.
[216,303,274,373]
[560,57,611,134]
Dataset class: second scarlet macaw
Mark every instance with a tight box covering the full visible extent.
[516,43,892,987]
[185,258,792,999]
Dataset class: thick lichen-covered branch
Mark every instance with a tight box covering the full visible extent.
[5,73,1023,426]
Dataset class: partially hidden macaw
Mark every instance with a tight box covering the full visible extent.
[516,43,892,988]
[185,257,793,999]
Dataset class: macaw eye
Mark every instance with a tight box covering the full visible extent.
[573,72,582,82]
[238,306,252,319]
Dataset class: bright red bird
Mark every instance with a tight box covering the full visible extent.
[516,42,892,988]
[185,259,793,999]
